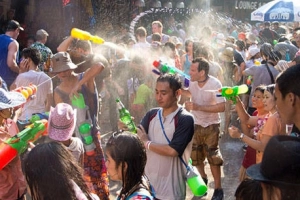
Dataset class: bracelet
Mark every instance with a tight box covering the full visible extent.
[239,133,245,140]
[147,141,152,150]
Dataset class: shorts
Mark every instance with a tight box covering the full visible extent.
[191,124,223,166]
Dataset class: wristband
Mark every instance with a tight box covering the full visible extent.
[239,133,244,140]
[147,141,152,150]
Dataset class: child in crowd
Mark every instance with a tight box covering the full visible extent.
[105,132,155,199]
[48,103,84,165]
[0,88,27,199]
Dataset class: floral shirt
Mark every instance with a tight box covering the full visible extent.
[31,42,52,70]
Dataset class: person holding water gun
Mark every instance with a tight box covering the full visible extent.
[10,47,53,131]
[51,50,109,199]
[0,88,27,199]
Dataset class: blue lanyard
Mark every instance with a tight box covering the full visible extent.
[158,109,189,170]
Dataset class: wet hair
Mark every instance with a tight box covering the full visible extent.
[164,41,175,51]
[184,39,193,53]
[255,85,266,94]
[157,73,182,95]
[152,21,163,29]
[276,64,300,98]
[22,142,92,200]
[235,178,263,200]
[265,84,275,96]
[152,33,161,42]
[236,178,300,200]
[260,43,279,62]
[195,45,209,60]
[21,47,41,66]
[192,57,210,75]
[135,27,147,38]
[105,132,148,199]
[76,40,92,52]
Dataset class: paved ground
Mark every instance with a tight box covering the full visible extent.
[100,109,245,200]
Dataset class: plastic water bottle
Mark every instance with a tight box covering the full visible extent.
[71,93,96,156]
[285,49,290,62]
[116,98,137,133]
[186,165,208,196]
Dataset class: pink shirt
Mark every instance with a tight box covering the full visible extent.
[256,112,286,163]
[0,119,27,199]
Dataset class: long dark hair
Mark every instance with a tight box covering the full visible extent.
[105,132,149,198]
[22,142,92,200]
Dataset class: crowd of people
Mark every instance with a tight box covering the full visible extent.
[0,11,300,200]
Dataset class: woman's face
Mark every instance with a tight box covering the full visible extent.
[252,90,264,109]
[56,69,73,81]
[105,151,122,181]
[186,42,193,53]
[263,90,276,112]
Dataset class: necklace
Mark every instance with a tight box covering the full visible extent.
[198,76,209,83]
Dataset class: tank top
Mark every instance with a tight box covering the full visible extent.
[183,54,191,75]
[0,34,18,87]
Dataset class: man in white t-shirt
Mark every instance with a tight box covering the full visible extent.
[184,57,225,200]
[136,74,194,200]
[11,47,53,129]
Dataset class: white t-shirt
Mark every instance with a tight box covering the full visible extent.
[15,70,53,120]
[189,76,225,127]
[67,137,85,162]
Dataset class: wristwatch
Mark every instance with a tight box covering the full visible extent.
[239,133,245,140]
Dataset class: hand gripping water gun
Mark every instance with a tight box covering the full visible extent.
[71,28,105,44]
[71,93,96,156]
[216,84,248,104]
[152,60,190,88]
[13,84,37,101]
[29,112,49,123]
[0,119,48,170]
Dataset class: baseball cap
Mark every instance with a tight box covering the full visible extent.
[6,20,24,31]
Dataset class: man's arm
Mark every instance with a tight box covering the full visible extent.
[7,40,19,73]
[57,36,74,52]
[138,112,194,157]
[70,62,104,97]
[186,101,225,113]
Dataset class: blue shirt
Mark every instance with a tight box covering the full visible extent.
[0,34,18,87]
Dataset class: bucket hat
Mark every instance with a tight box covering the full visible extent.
[48,103,77,141]
[247,135,300,186]
[51,52,77,73]
[0,88,26,110]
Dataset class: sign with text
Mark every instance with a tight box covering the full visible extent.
[235,1,266,10]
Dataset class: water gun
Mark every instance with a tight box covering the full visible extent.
[29,112,49,123]
[71,93,96,156]
[216,84,248,104]
[13,84,37,101]
[152,60,190,88]
[71,28,105,44]
[0,119,48,170]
